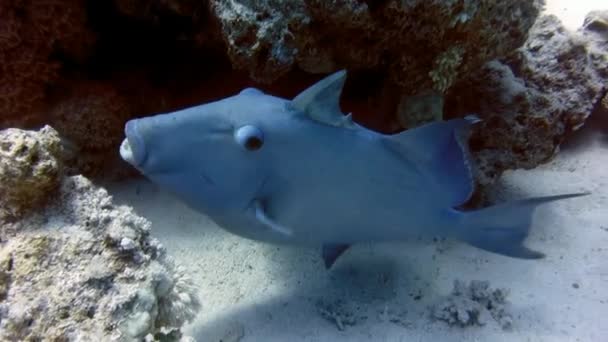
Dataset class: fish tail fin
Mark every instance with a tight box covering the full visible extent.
[456,192,589,259]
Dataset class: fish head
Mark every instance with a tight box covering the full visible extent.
[120,70,355,242]
[120,88,287,213]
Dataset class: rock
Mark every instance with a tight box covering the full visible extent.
[397,92,444,129]
[0,126,64,220]
[114,0,204,18]
[448,14,608,185]
[514,14,605,128]
[582,10,608,73]
[0,175,200,341]
[431,279,512,330]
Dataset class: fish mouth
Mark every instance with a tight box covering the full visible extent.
[120,119,147,167]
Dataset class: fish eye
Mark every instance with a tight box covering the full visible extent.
[235,125,264,151]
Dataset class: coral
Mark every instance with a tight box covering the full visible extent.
[431,279,512,329]
[0,175,201,341]
[47,81,134,177]
[448,14,608,185]
[429,46,466,93]
[212,0,542,97]
[0,0,95,125]
[0,126,64,221]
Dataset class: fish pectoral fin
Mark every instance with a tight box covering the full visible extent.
[253,200,293,237]
[321,243,351,269]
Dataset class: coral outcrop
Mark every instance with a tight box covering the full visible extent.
[0,127,200,341]
[213,0,542,96]
[0,126,64,220]
[0,175,200,341]
[448,13,608,185]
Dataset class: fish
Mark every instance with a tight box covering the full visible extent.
[119,70,588,269]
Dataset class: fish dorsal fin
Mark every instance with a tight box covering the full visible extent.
[239,87,265,96]
[385,116,480,207]
[290,70,356,129]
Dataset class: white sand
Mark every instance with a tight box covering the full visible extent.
[106,3,607,341]
[544,0,606,30]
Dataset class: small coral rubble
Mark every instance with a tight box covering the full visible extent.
[431,279,512,330]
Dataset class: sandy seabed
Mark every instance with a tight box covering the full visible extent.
[106,3,608,341]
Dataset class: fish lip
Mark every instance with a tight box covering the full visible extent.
[120,119,147,166]
[119,138,135,165]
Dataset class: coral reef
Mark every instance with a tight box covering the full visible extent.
[0,126,64,220]
[0,175,200,341]
[448,13,608,185]
[431,279,512,329]
[1,1,603,184]
[212,0,542,96]
[0,0,95,124]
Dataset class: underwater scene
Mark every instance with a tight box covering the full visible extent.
[0,0,607,341]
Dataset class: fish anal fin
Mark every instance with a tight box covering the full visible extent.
[321,243,351,269]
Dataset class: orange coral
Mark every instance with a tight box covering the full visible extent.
[0,0,94,125]
[47,81,132,177]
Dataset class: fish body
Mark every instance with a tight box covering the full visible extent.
[120,71,587,267]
